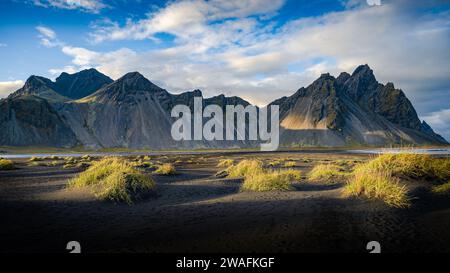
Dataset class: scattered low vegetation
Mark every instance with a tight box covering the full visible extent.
[217,159,234,168]
[267,160,283,167]
[68,157,155,204]
[0,159,14,170]
[302,158,312,163]
[28,156,44,162]
[308,164,348,182]
[284,161,297,168]
[154,163,177,175]
[343,154,450,208]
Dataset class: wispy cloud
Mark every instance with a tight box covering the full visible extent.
[0,80,24,98]
[90,0,285,43]
[33,0,107,14]
[36,26,64,47]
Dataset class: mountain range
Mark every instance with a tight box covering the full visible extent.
[0,65,446,149]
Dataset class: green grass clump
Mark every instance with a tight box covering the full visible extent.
[154,163,177,175]
[28,156,44,162]
[308,164,348,182]
[267,160,283,167]
[242,170,296,192]
[0,159,14,170]
[226,160,300,192]
[217,159,234,168]
[282,169,303,180]
[227,160,264,178]
[284,161,296,168]
[68,157,155,204]
[343,170,409,208]
[432,181,450,195]
[343,154,450,208]
[360,154,450,181]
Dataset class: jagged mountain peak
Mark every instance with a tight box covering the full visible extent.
[56,68,107,81]
[9,75,69,102]
[54,68,113,99]
[114,71,162,92]
[24,75,54,88]
[274,64,447,146]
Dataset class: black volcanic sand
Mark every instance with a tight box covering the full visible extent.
[1,151,450,253]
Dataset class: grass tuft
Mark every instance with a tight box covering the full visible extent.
[154,163,177,175]
[360,154,450,180]
[432,181,450,195]
[284,161,297,168]
[68,157,155,204]
[227,160,264,178]
[217,159,235,168]
[0,159,14,170]
[226,160,301,192]
[28,156,44,162]
[308,164,348,182]
[343,154,450,208]
[242,170,296,192]
[343,169,410,208]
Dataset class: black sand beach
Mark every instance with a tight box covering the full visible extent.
[1,151,449,253]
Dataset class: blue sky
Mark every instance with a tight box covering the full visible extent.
[1,0,450,139]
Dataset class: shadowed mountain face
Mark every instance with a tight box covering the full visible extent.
[0,95,77,147]
[54,68,113,99]
[0,65,446,148]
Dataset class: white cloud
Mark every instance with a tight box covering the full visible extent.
[33,0,107,13]
[47,1,450,137]
[0,80,24,98]
[423,109,450,141]
[90,0,285,43]
[36,26,63,47]
[36,26,56,39]
[48,65,80,76]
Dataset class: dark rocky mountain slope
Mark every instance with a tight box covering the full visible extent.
[0,65,446,148]
[273,65,446,146]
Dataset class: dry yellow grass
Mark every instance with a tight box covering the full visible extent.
[28,156,44,162]
[361,154,450,180]
[433,181,450,195]
[308,164,348,182]
[342,154,450,208]
[343,170,409,208]
[154,163,177,175]
[0,159,14,170]
[227,160,301,192]
[68,157,155,204]
[227,159,264,178]
[217,159,234,168]
[284,161,297,168]
[242,170,295,192]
